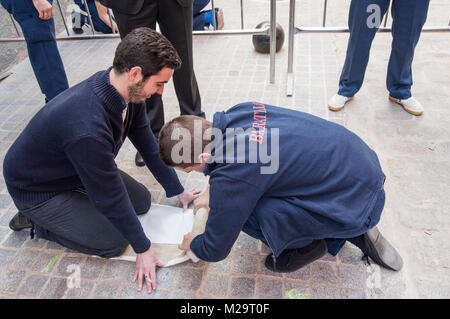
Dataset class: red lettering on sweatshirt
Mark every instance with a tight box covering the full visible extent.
[250,103,267,144]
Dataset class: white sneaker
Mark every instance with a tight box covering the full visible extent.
[328,94,353,111]
[389,96,424,116]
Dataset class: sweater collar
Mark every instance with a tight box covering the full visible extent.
[92,67,127,114]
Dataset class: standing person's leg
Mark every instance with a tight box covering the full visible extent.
[337,0,390,98]
[158,0,203,119]
[13,170,151,258]
[386,0,429,115]
[4,0,69,101]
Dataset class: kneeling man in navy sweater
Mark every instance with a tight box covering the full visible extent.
[3,28,199,293]
[158,102,403,273]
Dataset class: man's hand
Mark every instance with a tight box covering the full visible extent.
[178,188,201,211]
[32,0,54,20]
[193,187,210,215]
[178,232,196,251]
[133,248,165,293]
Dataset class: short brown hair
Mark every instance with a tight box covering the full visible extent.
[113,27,181,80]
[158,116,212,168]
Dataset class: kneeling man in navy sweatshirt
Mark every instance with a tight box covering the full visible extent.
[158,102,403,273]
[3,28,199,292]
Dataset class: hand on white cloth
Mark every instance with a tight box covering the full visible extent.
[178,188,201,211]
[32,0,54,20]
[133,247,165,293]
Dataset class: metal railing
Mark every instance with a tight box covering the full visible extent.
[0,0,278,83]
[286,0,450,96]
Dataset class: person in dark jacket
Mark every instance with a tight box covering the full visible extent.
[158,102,403,273]
[3,28,199,293]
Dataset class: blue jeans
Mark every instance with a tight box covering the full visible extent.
[338,0,430,99]
[12,170,151,258]
[0,0,69,101]
[74,0,114,34]
[193,0,210,30]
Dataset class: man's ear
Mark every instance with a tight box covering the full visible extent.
[128,66,143,83]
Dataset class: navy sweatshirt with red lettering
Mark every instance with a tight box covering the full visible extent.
[190,102,386,262]
[3,68,184,254]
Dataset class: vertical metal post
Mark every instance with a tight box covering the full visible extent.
[323,0,328,27]
[55,0,70,36]
[9,14,21,37]
[107,8,115,33]
[83,0,96,35]
[211,0,216,30]
[286,0,295,95]
[269,0,276,83]
[240,0,244,29]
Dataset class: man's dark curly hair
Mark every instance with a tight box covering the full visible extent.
[113,27,181,80]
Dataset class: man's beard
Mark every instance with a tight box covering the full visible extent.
[128,80,148,104]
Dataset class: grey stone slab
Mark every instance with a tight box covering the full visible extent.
[235,232,259,253]
[65,279,95,299]
[23,238,47,249]
[230,276,255,299]
[155,267,178,289]
[283,265,310,281]
[202,273,229,297]
[176,268,203,291]
[284,281,310,299]
[310,285,340,299]
[18,274,49,297]
[45,241,66,251]
[56,256,84,277]
[341,288,367,299]
[81,257,106,280]
[40,277,68,299]
[206,254,233,273]
[91,282,119,299]
[0,269,26,292]
[32,252,61,273]
[143,288,171,299]
[170,291,198,299]
[12,248,40,269]
[256,278,283,299]
[0,248,16,269]
[1,230,28,248]
[117,284,145,299]
[0,210,16,228]
[102,260,132,281]
[233,253,259,275]
[338,265,367,290]
[311,262,339,286]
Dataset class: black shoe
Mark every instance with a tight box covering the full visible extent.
[135,151,145,167]
[264,239,327,273]
[72,14,85,34]
[9,212,32,231]
[348,226,403,271]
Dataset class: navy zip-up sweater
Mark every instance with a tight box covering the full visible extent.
[3,68,184,253]
[190,102,386,262]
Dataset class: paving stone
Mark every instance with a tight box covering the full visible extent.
[0,194,12,209]
[81,257,106,280]
[338,244,365,266]
[143,288,171,299]
[0,226,10,243]
[102,260,132,281]
[340,288,367,299]
[56,256,84,277]
[310,285,340,299]
[311,262,338,286]
[256,278,283,299]
[176,268,203,291]
[0,248,16,269]
[235,232,259,253]
[170,291,198,299]
[91,282,119,299]
[155,267,178,289]
[23,238,47,249]
[230,276,255,299]
[12,248,40,269]
[202,273,229,297]
[338,265,367,290]
[40,277,68,299]
[117,284,145,299]
[18,274,49,297]
[233,253,259,275]
[1,230,28,248]
[0,210,16,228]
[65,279,95,299]
[284,281,310,299]
[0,269,26,292]
[283,264,310,281]
[45,241,66,251]
[32,252,61,273]
[206,254,233,273]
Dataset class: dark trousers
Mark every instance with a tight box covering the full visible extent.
[338,0,429,99]
[0,0,69,101]
[112,0,203,136]
[12,171,151,258]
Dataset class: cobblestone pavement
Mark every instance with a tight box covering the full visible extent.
[0,0,449,299]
